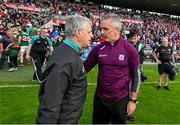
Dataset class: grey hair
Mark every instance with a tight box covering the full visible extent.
[101,13,122,30]
[65,15,92,38]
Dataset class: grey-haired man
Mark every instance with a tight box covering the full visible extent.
[36,15,93,124]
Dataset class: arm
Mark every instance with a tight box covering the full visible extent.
[46,37,54,55]
[153,47,161,64]
[127,46,140,116]
[171,47,176,66]
[153,52,161,64]
[36,63,71,123]
[49,46,54,55]
[17,36,22,44]
[171,49,176,66]
[26,44,32,60]
[5,43,13,52]
[83,46,99,72]
[26,35,38,60]
[5,46,10,52]
[172,54,175,65]
[0,43,3,58]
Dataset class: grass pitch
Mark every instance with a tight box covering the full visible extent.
[0,64,180,124]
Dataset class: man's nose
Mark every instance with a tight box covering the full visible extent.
[100,29,104,34]
[90,33,94,38]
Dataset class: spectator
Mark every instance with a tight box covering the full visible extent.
[0,35,3,69]
[5,39,20,71]
[0,26,11,69]
[127,28,146,121]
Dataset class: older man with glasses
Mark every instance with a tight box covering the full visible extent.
[26,28,53,82]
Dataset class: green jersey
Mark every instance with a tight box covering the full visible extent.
[26,27,32,36]
[18,33,31,46]
[7,43,20,57]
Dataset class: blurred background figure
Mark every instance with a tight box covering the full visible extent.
[153,37,176,91]
[26,28,53,81]
[17,26,31,67]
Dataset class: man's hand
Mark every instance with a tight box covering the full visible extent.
[172,63,176,67]
[157,60,161,64]
[127,101,137,116]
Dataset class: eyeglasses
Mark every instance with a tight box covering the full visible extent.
[42,30,48,33]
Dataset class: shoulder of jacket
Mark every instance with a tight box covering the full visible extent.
[32,35,40,40]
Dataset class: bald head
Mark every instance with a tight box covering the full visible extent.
[161,37,169,47]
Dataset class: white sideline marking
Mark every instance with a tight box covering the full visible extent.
[0,81,180,88]
[0,85,39,88]
[89,81,180,84]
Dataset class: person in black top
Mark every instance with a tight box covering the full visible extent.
[0,36,3,69]
[153,37,175,91]
[35,15,93,124]
[0,26,11,70]
[127,28,146,121]
[26,28,53,81]
[128,28,147,81]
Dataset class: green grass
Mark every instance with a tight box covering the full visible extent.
[0,64,180,124]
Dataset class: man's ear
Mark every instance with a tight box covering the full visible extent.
[75,29,81,37]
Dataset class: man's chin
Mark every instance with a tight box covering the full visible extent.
[84,43,91,49]
[84,45,90,49]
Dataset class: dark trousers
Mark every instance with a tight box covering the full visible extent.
[93,95,129,124]
[31,54,45,81]
[0,52,6,69]
[8,56,18,68]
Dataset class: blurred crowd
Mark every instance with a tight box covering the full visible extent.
[0,0,180,71]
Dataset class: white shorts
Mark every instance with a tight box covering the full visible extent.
[20,46,28,53]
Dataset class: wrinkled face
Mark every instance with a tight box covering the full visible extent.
[40,29,48,38]
[131,35,139,44]
[99,18,120,43]
[78,22,93,48]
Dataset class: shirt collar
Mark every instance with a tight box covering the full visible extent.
[63,38,82,53]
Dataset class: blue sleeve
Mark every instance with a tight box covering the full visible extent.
[30,35,39,45]
[83,45,100,72]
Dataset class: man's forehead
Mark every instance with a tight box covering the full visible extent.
[99,24,111,29]
[132,35,138,38]
[162,38,168,42]
[41,29,48,32]
[101,18,112,24]
[100,19,112,27]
